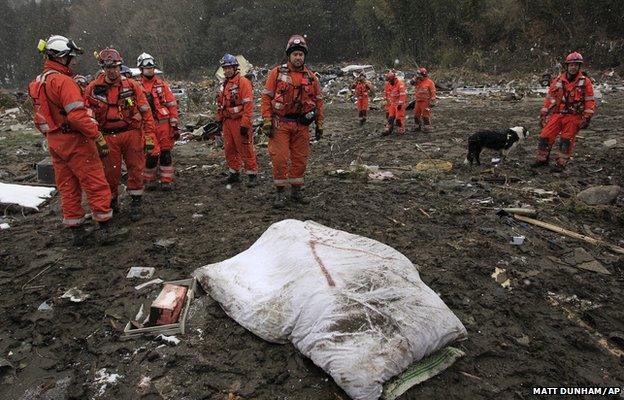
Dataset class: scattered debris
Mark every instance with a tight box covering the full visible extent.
[126,267,156,279]
[0,223,9,230]
[492,267,511,289]
[93,368,123,397]
[134,278,164,291]
[603,138,617,148]
[37,300,52,311]
[415,159,453,172]
[576,185,621,205]
[156,334,181,346]
[368,171,395,180]
[137,375,152,395]
[509,235,525,245]
[61,288,90,303]
[514,214,624,255]
[154,238,177,250]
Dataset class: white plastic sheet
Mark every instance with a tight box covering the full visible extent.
[0,182,55,210]
[194,220,466,400]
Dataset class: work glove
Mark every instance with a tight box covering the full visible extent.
[262,118,273,138]
[240,126,249,138]
[579,117,591,129]
[144,135,155,154]
[315,119,324,141]
[95,133,109,158]
[397,104,402,111]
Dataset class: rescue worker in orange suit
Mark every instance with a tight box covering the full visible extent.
[137,53,179,190]
[216,54,258,186]
[533,52,595,171]
[409,67,436,132]
[383,77,391,120]
[350,73,374,125]
[261,35,324,208]
[84,48,157,221]
[28,35,127,245]
[383,71,407,135]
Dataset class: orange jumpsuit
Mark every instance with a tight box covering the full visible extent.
[261,62,324,187]
[28,60,112,227]
[85,75,157,198]
[216,72,257,175]
[386,78,407,134]
[352,80,373,116]
[140,75,179,184]
[537,72,595,167]
[383,81,392,119]
[412,77,436,130]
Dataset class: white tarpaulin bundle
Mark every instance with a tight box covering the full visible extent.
[194,219,466,400]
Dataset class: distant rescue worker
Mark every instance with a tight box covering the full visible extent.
[533,52,595,171]
[137,53,179,190]
[350,73,374,125]
[84,48,157,221]
[28,35,126,245]
[73,74,88,94]
[383,71,407,135]
[216,54,258,186]
[261,35,324,208]
[410,67,436,132]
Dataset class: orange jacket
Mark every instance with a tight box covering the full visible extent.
[411,77,436,102]
[216,72,254,128]
[84,74,156,137]
[352,80,373,99]
[541,72,595,119]
[139,75,179,125]
[261,62,324,123]
[28,60,99,139]
[386,79,407,106]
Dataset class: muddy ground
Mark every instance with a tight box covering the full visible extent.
[1,89,623,400]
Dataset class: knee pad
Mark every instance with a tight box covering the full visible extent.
[160,150,172,166]
[538,137,550,150]
[559,138,572,154]
[146,155,159,169]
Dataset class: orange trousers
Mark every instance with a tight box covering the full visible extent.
[536,113,582,166]
[144,121,175,184]
[268,120,309,187]
[222,118,258,174]
[414,100,432,124]
[388,104,406,133]
[101,129,145,198]
[47,132,112,226]
[356,97,369,112]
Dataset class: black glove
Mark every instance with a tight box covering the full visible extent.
[262,118,273,138]
[579,117,590,129]
[397,104,402,111]
[240,126,249,138]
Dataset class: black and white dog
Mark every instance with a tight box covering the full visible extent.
[465,126,529,165]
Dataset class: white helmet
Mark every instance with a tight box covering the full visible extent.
[39,35,83,58]
[137,52,156,68]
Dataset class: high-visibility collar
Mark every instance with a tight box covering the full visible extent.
[43,60,72,76]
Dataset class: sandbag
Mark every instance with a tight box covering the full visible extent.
[194,219,466,400]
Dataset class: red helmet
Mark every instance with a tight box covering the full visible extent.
[564,52,583,64]
[386,71,396,81]
[286,35,308,55]
[97,47,123,67]
[417,67,428,77]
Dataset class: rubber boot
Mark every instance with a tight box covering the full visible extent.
[95,220,129,245]
[159,182,173,191]
[129,195,142,222]
[531,138,551,167]
[273,187,286,209]
[223,171,240,184]
[414,118,422,132]
[291,186,310,205]
[246,173,258,187]
[70,226,89,247]
[110,197,119,214]
[382,118,395,136]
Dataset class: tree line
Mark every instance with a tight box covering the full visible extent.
[1,0,623,87]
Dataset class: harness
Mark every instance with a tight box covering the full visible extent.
[272,64,318,117]
[90,78,142,133]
